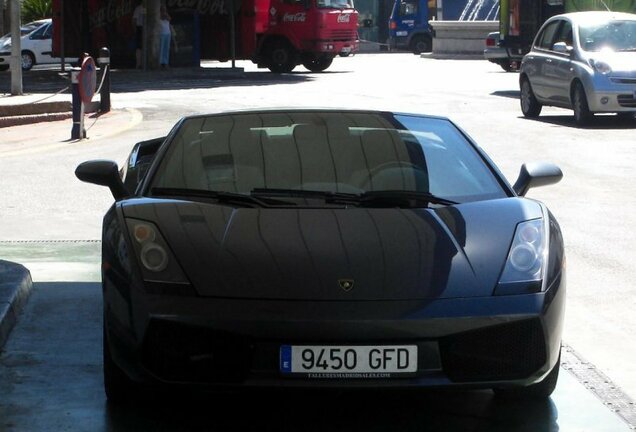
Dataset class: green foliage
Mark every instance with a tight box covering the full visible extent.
[21,0,52,23]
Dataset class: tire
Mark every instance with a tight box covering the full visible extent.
[302,55,333,72]
[520,77,542,118]
[21,51,35,71]
[410,35,431,55]
[573,81,593,126]
[494,351,561,400]
[267,40,296,73]
[497,60,513,72]
[103,326,138,404]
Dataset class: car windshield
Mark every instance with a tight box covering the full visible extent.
[149,111,507,205]
[579,19,636,52]
[316,0,354,9]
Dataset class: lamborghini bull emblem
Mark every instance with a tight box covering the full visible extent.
[338,279,354,292]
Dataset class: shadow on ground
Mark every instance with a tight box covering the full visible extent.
[520,114,636,130]
[105,388,559,432]
[0,67,339,95]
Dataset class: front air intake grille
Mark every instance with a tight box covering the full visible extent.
[142,320,251,383]
[617,94,636,108]
[439,319,546,383]
[327,29,357,40]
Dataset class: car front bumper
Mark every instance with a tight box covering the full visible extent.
[583,74,636,112]
[104,271,565,391]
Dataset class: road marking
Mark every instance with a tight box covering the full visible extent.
[562,343,636,429]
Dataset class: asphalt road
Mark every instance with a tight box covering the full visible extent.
[1,54,636,429]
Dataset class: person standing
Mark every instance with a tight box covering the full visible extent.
[159,6,172,68]
[133,0,146,68]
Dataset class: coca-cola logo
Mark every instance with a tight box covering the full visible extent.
[167,0,229,15]
[282,12,306,22]
[337,13,351,23]
[90,0,134,28]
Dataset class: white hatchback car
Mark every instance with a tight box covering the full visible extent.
[0,19,77,71]
[520,12,636,125]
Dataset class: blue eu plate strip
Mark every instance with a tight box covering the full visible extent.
[280,345,292,373]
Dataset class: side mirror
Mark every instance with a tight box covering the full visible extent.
[513,162,563,197]
[75,160,130,201]
[553,42,573,55]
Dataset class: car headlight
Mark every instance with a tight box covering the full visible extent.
[125,218,189,285]
[495,219,546,295]
[592,60,612,75]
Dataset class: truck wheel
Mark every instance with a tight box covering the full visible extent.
[21,51,35,71]
[302,55,333,72]
[410,35,431,54]
[520,77,542,118]
[267,41,296,73]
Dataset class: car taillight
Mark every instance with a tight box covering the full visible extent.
[390,20,397,30]
[486,37,495,47]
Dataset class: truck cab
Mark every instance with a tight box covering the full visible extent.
[388,0,434,54]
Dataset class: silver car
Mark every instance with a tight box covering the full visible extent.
[520,12,636,125]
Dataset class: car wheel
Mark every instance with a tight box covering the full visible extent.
[21,51,35,71]
[267,40,296,73]
[494,350,561,400]
[302,55,333,72]
[573,81,593,126]
[497,60,513,72]
[520,78,542,118]
[410,35,431,55]
[103,326,140,404]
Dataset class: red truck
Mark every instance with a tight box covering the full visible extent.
[52,0,358,73]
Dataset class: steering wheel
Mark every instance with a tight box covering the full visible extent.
[361,161,426,190]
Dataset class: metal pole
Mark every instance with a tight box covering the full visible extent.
[10,0,22,95]
[71,68,85,139]
[229,0,236,69]
[98,47,111,113]
[60,0,65,73]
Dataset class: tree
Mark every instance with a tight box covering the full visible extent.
[21,0,51,23]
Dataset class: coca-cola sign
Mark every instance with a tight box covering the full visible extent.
[167,0,229,15]
[90,0,134,28]
[337,13,351,23]
[282,12,306,22]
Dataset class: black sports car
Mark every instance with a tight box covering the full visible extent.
[76,109,565,403]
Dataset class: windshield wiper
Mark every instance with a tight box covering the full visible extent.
[251,188,358,201]
[251,188,457,207]
[335,190,458,207]
[151,187,295,207]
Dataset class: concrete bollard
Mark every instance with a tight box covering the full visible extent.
[98,47,111,113]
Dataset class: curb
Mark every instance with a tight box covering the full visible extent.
[0,112,73,128]
[0,261,33,350]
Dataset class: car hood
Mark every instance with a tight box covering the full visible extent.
[122,197,543,301]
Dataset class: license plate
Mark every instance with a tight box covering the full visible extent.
[280,345,417,377]
[396,31,408,37]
